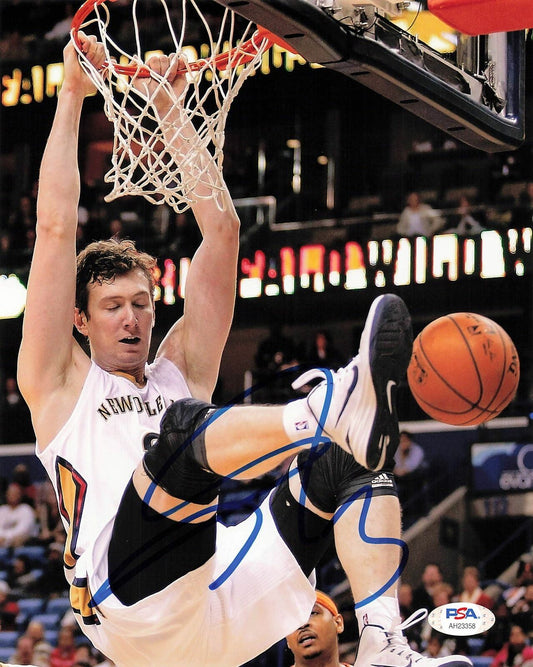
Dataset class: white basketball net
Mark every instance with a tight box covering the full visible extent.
[72,0,272,212]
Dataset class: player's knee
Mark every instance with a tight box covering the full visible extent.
[143,398,222,504]
[296,445,398,512]
[160,397,213,440]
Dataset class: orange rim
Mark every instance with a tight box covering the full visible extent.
[71,0,297,77]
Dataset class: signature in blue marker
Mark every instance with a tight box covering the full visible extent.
[90,364,407,609]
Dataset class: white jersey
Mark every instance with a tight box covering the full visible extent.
[35,357,315,667]
[36,357,190,591]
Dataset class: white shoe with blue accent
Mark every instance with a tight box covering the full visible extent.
[293,294,413,472]
[354,610,473,666]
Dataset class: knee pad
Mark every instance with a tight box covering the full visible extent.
[143,398,222,504]
[296,445,398,514]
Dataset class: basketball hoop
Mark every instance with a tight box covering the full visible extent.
[71,0,292,212]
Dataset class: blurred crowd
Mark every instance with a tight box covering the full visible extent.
[4,178,533,276]
[0,181,203,276]
[0,461,117,665]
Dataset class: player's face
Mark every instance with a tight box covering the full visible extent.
[286,603,343,662]
[77,268,155,378]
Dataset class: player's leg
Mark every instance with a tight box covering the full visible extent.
[280,447,473,667]
[334,486,473,666]
[108,399,222,605]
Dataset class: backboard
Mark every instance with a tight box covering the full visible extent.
[212,0,526,152]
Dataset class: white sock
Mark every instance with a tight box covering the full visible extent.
[356,596,400,632]
[282,398,317,444]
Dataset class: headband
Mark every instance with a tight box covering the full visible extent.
[316,590,339,617]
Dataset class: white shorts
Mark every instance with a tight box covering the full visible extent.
[78,491,316,667]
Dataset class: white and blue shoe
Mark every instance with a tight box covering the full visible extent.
[355,611,473,666]
[293,294,413,472]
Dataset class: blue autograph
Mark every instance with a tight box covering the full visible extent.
[90,365,408,609]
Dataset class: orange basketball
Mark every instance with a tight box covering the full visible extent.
[407,312,520,426]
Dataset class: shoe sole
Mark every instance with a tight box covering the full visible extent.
[349,294,413,471]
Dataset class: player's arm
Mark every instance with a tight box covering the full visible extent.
[158,190,239,402]
[147,55,239,401]
[17,35,104,440]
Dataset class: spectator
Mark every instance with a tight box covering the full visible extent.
[434,581,455,606]
[49,627,77,667]
[490,624,533,667]
[512,181,533,227]
[22,227,37,259]
[482,601,512,657]
[0,580,19,631]
[398,582,423,651]
[254,324,299,376]
[447,195,486,235]
[0,29,32,60]
[44,3,75,42]
[285,590,350,667]
[510,584,533,635]
[394,431,427,479]
[7,193,36,251]
[11,464,37,508]
[393,431,428,517]
[398,582,415,620]
[72,643,95,666]
[421,582,460,655]
[423,633,452,659]
[6,553,39,597]
[10,635,37,666]
[503,556,533,612]
[306,330,344,370]
[0,483,37,547]
[35,480,64,547]
[59,608,78,635]
[25,620,53,667]
[253,325,301,403]
[412,563,444,611]
[396,192,445,237]
[0,230,15,271]
[456,566,494,610]
[36,542,69,598]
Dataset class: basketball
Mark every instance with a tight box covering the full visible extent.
[407,312,520,426]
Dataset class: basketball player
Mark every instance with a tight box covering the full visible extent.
[18,33,472,667]
[286,590,350,667]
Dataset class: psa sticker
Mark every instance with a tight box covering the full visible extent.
[428,602,495,636]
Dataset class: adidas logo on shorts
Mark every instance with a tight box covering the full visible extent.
[371,472,394,488]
